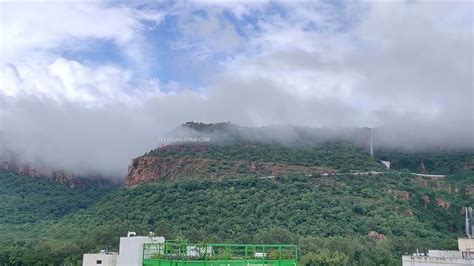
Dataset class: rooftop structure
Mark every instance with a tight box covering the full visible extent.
[83,249,118,266]
[143,241,298,266]
[83,233,297,266]
[117,232,165,266]
[402,207,474,266]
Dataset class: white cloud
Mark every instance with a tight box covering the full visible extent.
[172,9,243,60]
[0,1,472,176]
[216,1,472,127]
[0,2,163,65]
[0,1,164,105]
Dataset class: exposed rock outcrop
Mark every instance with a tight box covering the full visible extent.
[436,198,450,210]
[368,231,385,241]
[125,156,337,187]
[0,160,117,188]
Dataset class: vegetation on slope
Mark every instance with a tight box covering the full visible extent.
[0,171,113,265]
[0,171,111,225]
[1,168,472,265]
[376,150,474,174]
[145,142,384,173]
[1,129,473,265]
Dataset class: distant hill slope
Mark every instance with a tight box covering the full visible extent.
[0,157,120,188]
[1,167,473,265]
[0,170,114,264]
[170,122,373,146]
[124,122,474,186]
[0,171,112,224]
[1,122,473,265]
[126,142,383,186]
[376,149,474,175]
[123,122,381,186]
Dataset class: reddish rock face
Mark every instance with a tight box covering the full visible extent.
[368,231,385,241]
[124,156,337,187]
[126,157,165,186]
[436,198,450,210]
[0,160,42,177]
[0,160,117,188]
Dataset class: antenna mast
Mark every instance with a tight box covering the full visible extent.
[370,127,374,157]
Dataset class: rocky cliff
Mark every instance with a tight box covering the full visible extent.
[125,155,336,187]
[0,159,118,188]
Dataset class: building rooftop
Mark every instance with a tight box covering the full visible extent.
[143,241,298,266]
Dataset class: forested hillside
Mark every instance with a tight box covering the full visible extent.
[1,163,473,265]
[376,150,474,174]
[145,142,383,171]
[126,142,385,186]
[1,123,473,265]
[0,171,111,224]
[0,171,113,265]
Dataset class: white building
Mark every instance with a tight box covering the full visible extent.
[83,250,118,266]
[116,233,165,266]
[402,208,474,266]
[82,232,165,266]
[402,239,474,266]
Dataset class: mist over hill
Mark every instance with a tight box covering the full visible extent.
[0,1,472,265]
[1,121,473,180]
[1,0,472,177]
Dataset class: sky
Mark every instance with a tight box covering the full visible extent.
[0,1,473,176]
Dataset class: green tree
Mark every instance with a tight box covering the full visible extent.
[300,249,349,266]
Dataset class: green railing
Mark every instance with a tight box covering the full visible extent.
[143,241,298,266]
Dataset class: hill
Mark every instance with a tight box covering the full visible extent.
[126,142,383,186]
[1,123,473,265]
[1,160,473,264]
[0,170,113,265]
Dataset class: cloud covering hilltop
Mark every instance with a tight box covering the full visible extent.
[0,1,472,176]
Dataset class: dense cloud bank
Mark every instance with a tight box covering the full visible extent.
[0,1,472,176]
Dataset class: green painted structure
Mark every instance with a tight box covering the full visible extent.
[143,241,298,266]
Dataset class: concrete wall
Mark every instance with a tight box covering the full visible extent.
[458,238,474,252]
[428,250,463,259]
[83,253,118,266]
[117,236,165,266]
[402,255,474,265]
